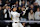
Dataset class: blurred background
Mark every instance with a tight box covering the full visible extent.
[0,0,40,27]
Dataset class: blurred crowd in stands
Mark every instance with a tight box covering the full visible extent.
[0,0,40,21]
[19,0,40,21]
[0,0,40,27]
[0,0,11,27]
[0,0,11,20]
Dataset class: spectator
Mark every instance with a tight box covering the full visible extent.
[33,2,37,12]
[35,0,40,6]
[25,1,30,7]
[30,5,35,12]
[0,0,2,6]
[0,6,4,20]
[28,9,34,20]
[29,0,35,4]
[35,7,40,21]
[20,7,25,17]
[20,7,27,21]
[17,6,22,13]
[2,6,6,9]
[28,5,34,12]
[4,6,11,20]
[21,0,25,7]
[16,1,18,7]
[19,0,21,6]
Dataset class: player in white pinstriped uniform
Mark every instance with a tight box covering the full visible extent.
[11,6,24,27]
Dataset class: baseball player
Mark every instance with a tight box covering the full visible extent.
[11,6,23,27]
